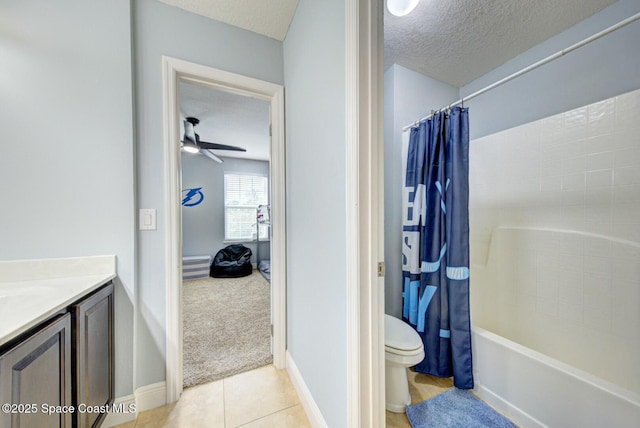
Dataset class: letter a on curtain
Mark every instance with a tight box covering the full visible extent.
[401,107,473,389]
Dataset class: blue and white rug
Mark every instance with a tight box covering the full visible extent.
[406,388,517,428]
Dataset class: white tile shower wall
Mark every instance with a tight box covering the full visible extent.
[470,89,640,396]
[471,89,640,258]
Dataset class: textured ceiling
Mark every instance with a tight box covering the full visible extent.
[157,0,299,40]
[385,0,616,87]
[179,81,270,162]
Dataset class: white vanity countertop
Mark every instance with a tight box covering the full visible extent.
[0,255,116,346]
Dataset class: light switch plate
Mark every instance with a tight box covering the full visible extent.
[139,209,157,230]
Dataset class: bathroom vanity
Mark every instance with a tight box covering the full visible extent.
[0,256,116,428]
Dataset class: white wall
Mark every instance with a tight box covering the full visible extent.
[132,0,284,389]
[383,65,458,318]
[181,155,270,262]
[0,0,135,397]
[283,0,347,425]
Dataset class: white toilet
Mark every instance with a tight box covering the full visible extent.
[384,314,425,413]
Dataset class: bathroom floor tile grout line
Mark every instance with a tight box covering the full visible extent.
[232,403,303,427]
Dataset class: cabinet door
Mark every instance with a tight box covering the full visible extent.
[72,282,113,428]
[0,313,73,428]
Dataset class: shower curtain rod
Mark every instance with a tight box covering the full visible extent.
[402,12,640,132]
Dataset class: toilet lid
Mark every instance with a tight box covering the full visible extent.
[384,314,423,352]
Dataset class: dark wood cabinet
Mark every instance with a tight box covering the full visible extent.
[0,281,113,428]
[0,313,73,428]
[72,282,114,428]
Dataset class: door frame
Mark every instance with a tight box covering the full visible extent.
[345,0,385,426]
[161,56,287,403]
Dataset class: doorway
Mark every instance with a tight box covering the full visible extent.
[162,57,286,402]
[179,81,273,387]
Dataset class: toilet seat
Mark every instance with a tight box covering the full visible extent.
[385,345,423,357]
[385,314,422,352]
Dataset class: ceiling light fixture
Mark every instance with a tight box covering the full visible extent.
[387,0,420,17]
[182,139,200,154]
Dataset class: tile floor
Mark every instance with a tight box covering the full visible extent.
[115,364,452,427]
[386,368,454,428]
[115,365,310,428]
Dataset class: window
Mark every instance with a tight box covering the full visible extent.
[224,173,269,241]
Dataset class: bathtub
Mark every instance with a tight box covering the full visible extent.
[472,326,640,427]
[470,227,640,427]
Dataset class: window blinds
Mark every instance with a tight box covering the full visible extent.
[224,173,268,240]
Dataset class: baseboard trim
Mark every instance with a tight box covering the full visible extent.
[102,381,167,427]
[101,394,136,427]
[286,351,328,428]
[135,381,167,411]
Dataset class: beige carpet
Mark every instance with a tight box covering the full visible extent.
[183,271,272,388]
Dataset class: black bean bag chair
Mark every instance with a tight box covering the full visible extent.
[210,244,253,278]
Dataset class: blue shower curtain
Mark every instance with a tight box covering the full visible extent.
[401,107,473,389]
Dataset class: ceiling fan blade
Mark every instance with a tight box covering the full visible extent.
[183,118,246,152]
[183,120,197,143]
[201,149,224,163]
[181,121,200,153]
[199,141,247,152]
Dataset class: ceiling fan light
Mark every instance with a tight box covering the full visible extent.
[182,142,200,154]
[387,0,420,17]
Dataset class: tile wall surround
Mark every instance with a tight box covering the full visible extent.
[469,89,640,396]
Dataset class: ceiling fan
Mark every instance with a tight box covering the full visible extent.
[181,117,246,163]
